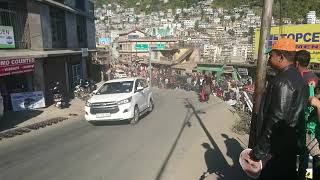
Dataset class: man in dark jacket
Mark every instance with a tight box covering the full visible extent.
[244,38,308,180]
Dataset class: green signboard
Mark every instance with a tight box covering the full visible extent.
[135,44,149,51]
[155,43,165,50]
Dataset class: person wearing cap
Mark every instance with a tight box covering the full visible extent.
[242,38,308,179]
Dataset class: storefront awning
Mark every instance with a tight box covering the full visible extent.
[0,49,97,59]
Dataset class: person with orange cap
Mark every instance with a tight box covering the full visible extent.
[240,38,308,179]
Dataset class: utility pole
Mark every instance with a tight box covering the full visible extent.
[248,0,274,148]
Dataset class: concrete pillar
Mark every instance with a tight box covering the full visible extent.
[27,0,44,50]
[65,12,78,48]
[81,57,87,79]
[40,4,52,49]
[64,61,70,93]
[33,59,46,93]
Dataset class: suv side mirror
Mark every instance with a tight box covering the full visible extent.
[136,86,144,92]
[91,90,98,95]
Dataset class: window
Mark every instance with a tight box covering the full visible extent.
[75,0,85,11]
[76,15,87,45]
[50,7,66,44]
[88,1,94,15]
[71,64,81,88]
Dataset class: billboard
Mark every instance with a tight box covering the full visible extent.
[10,91,46,111]
[255,24,320,63]
[0,26,15,48]
[98,37,110,46]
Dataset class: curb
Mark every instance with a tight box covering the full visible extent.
[0,116,69,140]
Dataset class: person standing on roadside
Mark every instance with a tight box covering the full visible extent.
[241,38,308,180]
[296,49,320,180]
[296,50,318,87]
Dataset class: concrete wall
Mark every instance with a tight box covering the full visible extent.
[65,12,78,48]
[65,0,75,8]
[40,4,52,49]
[27,0,44,49]
[86,18,96,49]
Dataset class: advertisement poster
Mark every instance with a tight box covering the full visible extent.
[255,24,320,63]
[0,58,35,77]
[0,26,15,48]
[10,91,46,111]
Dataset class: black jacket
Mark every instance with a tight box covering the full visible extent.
[250,64,308,161]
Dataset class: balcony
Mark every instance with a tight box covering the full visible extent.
[0,8,30,49]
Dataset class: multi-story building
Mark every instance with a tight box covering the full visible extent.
[0,0,96,111]
[116,29,179,64]
[307,11,317,24]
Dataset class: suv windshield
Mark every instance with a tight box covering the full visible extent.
[97,81,134,94]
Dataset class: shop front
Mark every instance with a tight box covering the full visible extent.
[0,58,45,111]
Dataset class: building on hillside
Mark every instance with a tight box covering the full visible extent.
[116,29,179,65]
[307,11,317,24]
[0,0,96,111]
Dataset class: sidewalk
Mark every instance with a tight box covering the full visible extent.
[0,81,109,134]
[162,93,249,180]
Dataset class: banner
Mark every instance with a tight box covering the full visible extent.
[0,26,15,48]
[255,24,320,63]
[0,58,35,76]
[10,91,46,111]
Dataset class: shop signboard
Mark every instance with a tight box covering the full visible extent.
[155,43,165,50]
[0,26,15,48]
[0,58,35,77]
[10,91,46,111]
[135,44,149,51]
[255,24,320,63]
[98,37,110,46]
[81,48,88,57]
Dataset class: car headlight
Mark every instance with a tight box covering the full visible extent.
[85,101,92,107]
[117,97,132,105]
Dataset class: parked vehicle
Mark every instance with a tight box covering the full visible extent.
[51,82,66,109]
[85,77,153,124]
[74,79,96,100]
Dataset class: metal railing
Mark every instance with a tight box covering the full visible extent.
[0,8,30,49]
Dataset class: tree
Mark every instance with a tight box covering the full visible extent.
[231,16,236,23]
[227,29,235,36]
[194,20,200,31]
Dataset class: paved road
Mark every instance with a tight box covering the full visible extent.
[0,89,204,180]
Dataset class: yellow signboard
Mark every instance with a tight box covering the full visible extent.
[255,24,320,63]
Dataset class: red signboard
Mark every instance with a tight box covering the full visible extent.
[0,58,35,77]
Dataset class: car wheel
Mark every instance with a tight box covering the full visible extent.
[148,99,154,112]
[130,106,139,125]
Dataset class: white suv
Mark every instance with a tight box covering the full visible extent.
[85,77,153,124]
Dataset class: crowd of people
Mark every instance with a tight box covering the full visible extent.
[110,63,255,114]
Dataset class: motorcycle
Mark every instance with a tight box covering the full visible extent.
[74,79,96,100]
[51,82,66,109]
